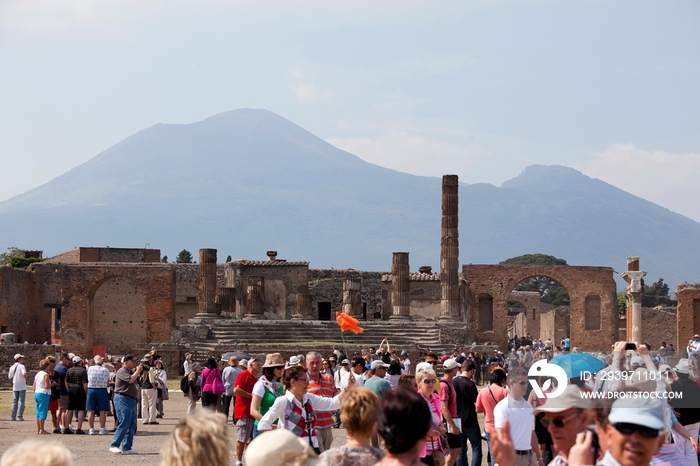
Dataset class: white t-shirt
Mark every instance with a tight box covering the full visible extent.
[402,358,411,374]
[340,371,364,390]
[252,380,267,398]
[9,363,27,391]
[493,394,534,450]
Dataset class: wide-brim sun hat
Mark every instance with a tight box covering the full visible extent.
[262,353,285,368]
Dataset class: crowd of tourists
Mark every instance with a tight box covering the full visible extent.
[6,338,700,466]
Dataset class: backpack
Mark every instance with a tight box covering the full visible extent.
[180,376,190,395]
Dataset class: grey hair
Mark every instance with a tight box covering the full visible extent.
[306,351,323,362]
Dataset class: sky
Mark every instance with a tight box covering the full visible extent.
[1,0,699,221]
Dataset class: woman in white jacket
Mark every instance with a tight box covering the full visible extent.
[258,365,355,453]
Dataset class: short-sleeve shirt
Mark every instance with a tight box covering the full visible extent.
[234,370,258,419]
[475,385,508,433]
[66,366,88,392]
[493,395,535,450]
[114,366,139,399]
[307,372,338,429]
[440,379,458,418]
[87,365,110,388]
[365,377,391,401]
[453,376,479,427]
[9,363,27,391]
[54,363,69,396]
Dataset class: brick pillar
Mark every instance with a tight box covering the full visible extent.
[621,256,645,343]
[292,293,313,320]
[440,174,460,321]
[343,278,363,319]
[197,248,219,317]
[390,252,411,320]
[676,283,700,351]
[244,276,265,320]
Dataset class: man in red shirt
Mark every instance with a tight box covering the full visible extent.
[305,351,338,452]
[233,358,261,466]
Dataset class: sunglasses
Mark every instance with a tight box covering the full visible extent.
[541,411,580,428]
[613,423,660,438]
[426,360,438,365]
[422,379,436,384]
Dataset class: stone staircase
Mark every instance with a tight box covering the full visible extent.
[205,320,453,353]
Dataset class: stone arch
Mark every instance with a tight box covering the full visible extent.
[60,264,175,356]
[463,264,617,351]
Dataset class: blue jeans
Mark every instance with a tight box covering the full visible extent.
[111,394,137,452]
[11,390,26,420]
[456,426,483,466]
[485,431,494,466]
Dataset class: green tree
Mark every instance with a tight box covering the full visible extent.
[618,293,627,315]
[641,278,676,307]
[176,249,193,263]
[161,255,168,263]
[226,255,232,263]
[0,247,23,265]
[501,254,570,305]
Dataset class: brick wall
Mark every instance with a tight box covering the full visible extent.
[0,344,61,388]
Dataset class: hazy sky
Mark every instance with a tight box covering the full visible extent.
[2,1,699,220]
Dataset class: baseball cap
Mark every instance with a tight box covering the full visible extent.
[72,356,82,364]
[455,355,466,364]
[340,359,350,365]
[122,354,136,363]
[608,396,665,430]
[630,356,645,367]
[443,359,460,371]
[371,360,389,370]
[533,385,591,414]
[13,353,24,360]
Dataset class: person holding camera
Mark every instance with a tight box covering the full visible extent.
[140,357,158,425]
[110,354,144,455]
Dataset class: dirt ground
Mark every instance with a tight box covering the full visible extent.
[1,388,487,465]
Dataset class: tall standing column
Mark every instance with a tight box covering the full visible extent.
[343,278,363,319]
[440,174,460,321]
[621,256,646,343]
[390,252,411,320]
[292,293,313,320]
[244,276,265,320]
[197,248,219,317]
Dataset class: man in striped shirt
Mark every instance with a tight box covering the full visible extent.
[305,351,338,452]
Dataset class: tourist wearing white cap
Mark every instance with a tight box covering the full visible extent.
[8,353,28,421]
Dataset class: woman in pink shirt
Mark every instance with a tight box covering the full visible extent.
[475,368,508,466]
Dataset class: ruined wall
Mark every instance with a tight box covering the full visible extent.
[508,291,541,339]
[0,344,61,388]
[310,269,383,320]
[640,307,676,350]
[44,247,160,263]
[381,273,442,320]
[228,261,309,320]
[93,277,147,354]
[676,283,700,351]
[60,264,175,356]
[464,264,617,351]
[0,267,30,340]
[540,307,570,344]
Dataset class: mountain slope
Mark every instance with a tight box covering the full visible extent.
[1,109,698,289]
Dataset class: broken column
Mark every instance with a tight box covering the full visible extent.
[390,252,411,320]
[197,248,219,317]
[292,292,313,320]
[343,278,363,319]
[440,174,460,321]
[621,256,646,343]
[244,276,265,320]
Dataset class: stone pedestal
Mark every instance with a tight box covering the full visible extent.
[196,248,220,317]
[244,276,265,320]
[343,278,363,319]
[440,175,460,321]
[390,252,412,320]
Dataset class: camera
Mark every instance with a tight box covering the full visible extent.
[141,363,151,371]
